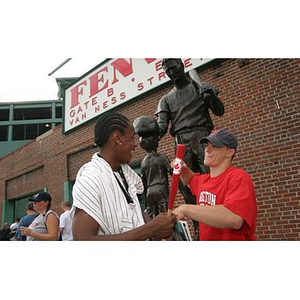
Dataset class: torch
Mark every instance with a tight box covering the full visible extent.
[168,144,185,215]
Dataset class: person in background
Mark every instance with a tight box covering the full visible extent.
[7,218,20,240]
[0,223,11,241]
[71,112,176,240]
[20,192,59,241]
[59,200,73,241]
[172,129,257,241]
[12,202,36,241]
[10,218,21,232]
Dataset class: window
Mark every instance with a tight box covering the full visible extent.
[0,109,9,121]
[39,123,50,135]
[13,124,25,140]
[55,106,62,118]
[14,107,52,120]
[0,125,8,141]
[25,124,38,139]
[13,123,53,140]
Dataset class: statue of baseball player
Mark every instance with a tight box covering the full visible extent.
[155,58,225,239]
[133,116,173,218]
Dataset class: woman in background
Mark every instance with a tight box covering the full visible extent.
[21,192,59,241]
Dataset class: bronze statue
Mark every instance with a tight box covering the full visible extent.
[155,58,225,239]
[133,116,172,218]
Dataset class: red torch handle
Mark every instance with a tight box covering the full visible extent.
[168,144,185,215]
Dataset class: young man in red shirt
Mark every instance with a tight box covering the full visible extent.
[172,129,257,241]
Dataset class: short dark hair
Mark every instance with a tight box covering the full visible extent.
[27,201,34,211]
[161,58,184,69]
[62,200,71,208]
[94,112,131,147]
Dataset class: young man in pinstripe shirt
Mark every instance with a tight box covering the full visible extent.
[71,112,176,240]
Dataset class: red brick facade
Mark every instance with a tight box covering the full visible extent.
[1,58,299,240]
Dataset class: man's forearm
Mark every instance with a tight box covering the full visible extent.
[179,204,243,229]
[180,163,195,186]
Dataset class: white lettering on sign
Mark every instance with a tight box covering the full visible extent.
[63,58,214,133]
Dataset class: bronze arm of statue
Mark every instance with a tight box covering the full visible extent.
[192,80,224,117]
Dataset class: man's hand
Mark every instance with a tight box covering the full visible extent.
[150,213,176,240]
[172,205,189,221]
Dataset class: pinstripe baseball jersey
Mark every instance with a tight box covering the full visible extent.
[71,153,145,235]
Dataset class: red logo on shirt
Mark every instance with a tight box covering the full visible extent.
[199,191,216,206]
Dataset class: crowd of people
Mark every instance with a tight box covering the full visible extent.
[0,195,73,241]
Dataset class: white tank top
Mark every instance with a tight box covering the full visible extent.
[27,210,59,241]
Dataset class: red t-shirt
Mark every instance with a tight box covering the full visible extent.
[189,166,257,241]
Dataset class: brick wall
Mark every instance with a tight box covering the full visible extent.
[0,58,299,240]
[6,166,44,199]
[207,59,300,240]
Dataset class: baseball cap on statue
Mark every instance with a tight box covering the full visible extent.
[200,129,238,151]
[30,191,52,202]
